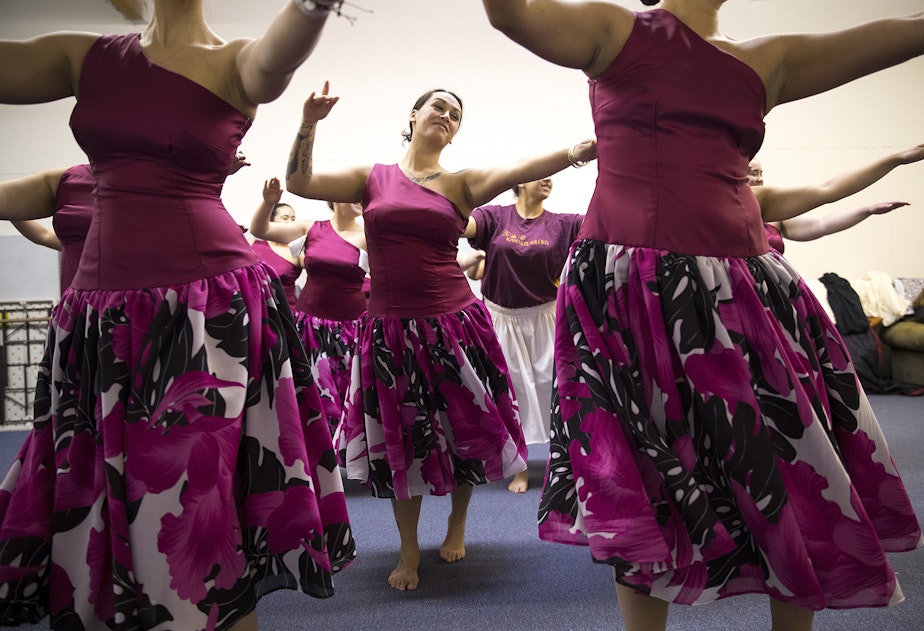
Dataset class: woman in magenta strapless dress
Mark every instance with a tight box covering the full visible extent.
[0,2,355,629]
[250,178,369,440]
[483,1,924,630]
[0,164,93,295]
[285,82,596,591]
[246,189,304,311]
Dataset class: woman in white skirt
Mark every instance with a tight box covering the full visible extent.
[464,177,583,492]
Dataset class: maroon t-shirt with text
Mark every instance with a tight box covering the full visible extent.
[470,204,583,308]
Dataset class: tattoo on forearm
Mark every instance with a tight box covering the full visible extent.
[286,124,316,180]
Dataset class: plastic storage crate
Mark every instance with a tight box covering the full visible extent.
[0,300,54,426]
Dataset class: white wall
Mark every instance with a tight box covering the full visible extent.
[1,0,923,301]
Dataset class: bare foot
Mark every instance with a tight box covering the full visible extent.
[507,469,529,493]
[388,555,420,591]
[440,537,466,562]
[440,517,467,563]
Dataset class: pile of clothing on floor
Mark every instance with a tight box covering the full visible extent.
[809,272,924,395]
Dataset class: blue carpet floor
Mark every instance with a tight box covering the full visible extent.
[1,394,922,630]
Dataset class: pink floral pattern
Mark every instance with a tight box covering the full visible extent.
[297,313,359,441]
[339,300,528,499]
[540,240,921,610]
[0,265,355,629]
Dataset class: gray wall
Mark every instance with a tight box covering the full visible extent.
[0,235,60,302]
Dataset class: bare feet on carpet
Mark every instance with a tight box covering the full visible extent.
[440,504,468,562]
[389,548,420,591]
[507,469,529,493]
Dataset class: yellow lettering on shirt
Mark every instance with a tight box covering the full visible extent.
[502,229,550,247]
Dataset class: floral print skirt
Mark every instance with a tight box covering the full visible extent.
[539,240,921,610]
[339,300,528,500]
[0,263,355,630]
[296,312,359,441]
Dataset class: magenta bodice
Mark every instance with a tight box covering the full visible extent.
[68,34,257,290]
[297,220,367,321]
[362,164,475,318]
[250,239,300,308]
[578,10,769,257]
[764,222,785,253]
[52,164,94,292]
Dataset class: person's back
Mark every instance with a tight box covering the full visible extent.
[483,2,924,628]
[579,9,767,257]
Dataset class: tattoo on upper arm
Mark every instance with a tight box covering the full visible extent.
[286,124,315,180]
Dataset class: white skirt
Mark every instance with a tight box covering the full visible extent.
[483,298,556,444]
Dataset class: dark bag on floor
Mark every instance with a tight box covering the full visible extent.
[818,273,923,396]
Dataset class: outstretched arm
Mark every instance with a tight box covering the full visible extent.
[10,221,62,250]
[0,32,99,104]
[461,140,596,211]
[1,167,66,250]
[285,82,371,203]
[482,0,634,76]
[780,201,908,242]
[235,1,342,106]
[249,177,312,243]
[766,13,924,108]
[0,168,67,221]
[757,143,924,222]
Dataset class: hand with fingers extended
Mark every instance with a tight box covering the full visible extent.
[228,153,251,175]
[263,177,284,205]
[868,201,909,215]
[301,80,340,126]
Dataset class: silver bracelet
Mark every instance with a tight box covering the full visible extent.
[292,0,343,18]
[567,144,587,168]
